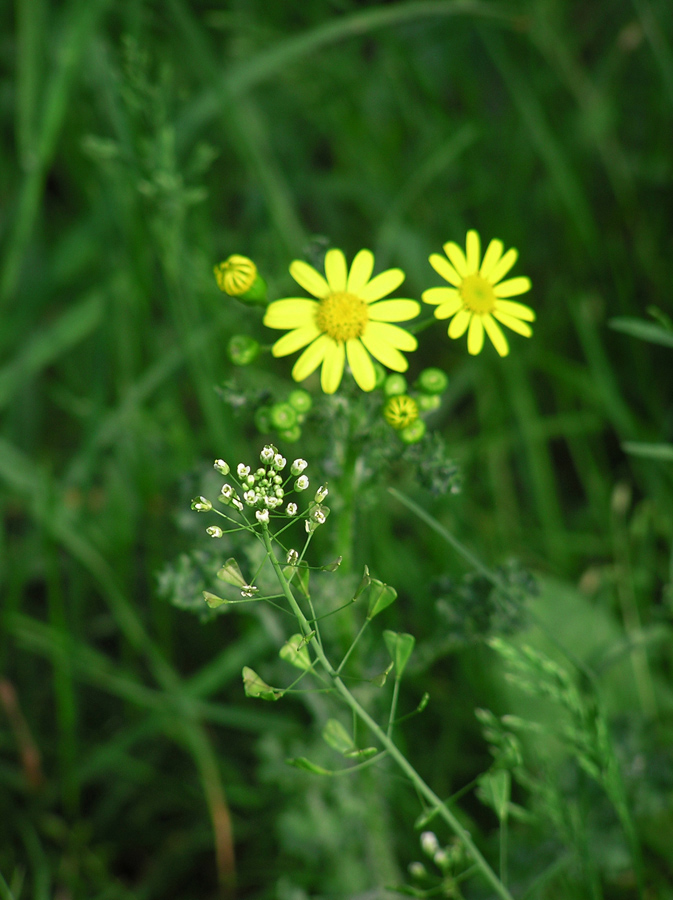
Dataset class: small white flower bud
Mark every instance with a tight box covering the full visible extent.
[295,475,309,491]
[421,832,439,857]
[433,849,449,869]
[305,519,317,533]
[273,453,286,470]
[314,484,328,503]
[260,445,276,464]
[286,502,298,516]
[286,549,299,565]
[275,487,284,498]
[214,459,230,475]
[408,862,427,880]
[256,509,269,524]
[231,498,243,511]
[246,475,255,487]
[206,526,223,538]
[291,458,308,475]
[273,474,282,485]
[256,467,266,477]
[191,496,212,512]
[237,463,250,479]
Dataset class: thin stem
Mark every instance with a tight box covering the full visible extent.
[336,619,369,675]
[387,677,401,739]
[260,525,515,900]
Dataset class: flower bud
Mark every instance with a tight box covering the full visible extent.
[227,334,260,366]
[191,496,212,512]
[383,395,419,430]
[399,419,426,444]
[291,458,308,475]
[260,445,276,464]
[214,459,230,475]
[278,425,301,443]
[288,389,312,414]
[206,525,223,538]
[314,484,328,503]
[421,832,439,857]
[417,393,441,412]
[384,373,407,396]
[416,367,448,395]
[214,255,267,304]
[270,402,297,431]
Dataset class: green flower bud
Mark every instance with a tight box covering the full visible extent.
[383,395,419,430]
[270,402,297,431]
[384,374,407,396]
[254,406,272,433]
[227,334,260,366]
[417,392,441,412]
[288,389,312,414]
[399,418,426,444]
[416,367,448,395]
[279,425,302,443]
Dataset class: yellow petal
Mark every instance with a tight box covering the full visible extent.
[494,299,535,321]
[479,238,504,279]
[292,333,330,382]
[434,295,463,320]
[467,315,484,355]
[358,268,405,302]
[493,276,531,298]
[429,253,462,287]
[347,249,375,293]
[448,308,471,338]
[271,325,322,357]
[493,310,533,337]
[488,247,518,285]
[289,260,330,298]
[324,249,347,292]
[360,331,408,372]
[320,340,345,394]
[264,299,318,329]
[442,241,468,277]
[465,230,481,273]
[364,321,417,351]
[368,299,420,322]
[422,286,459,306]
[346,339,376,391]
[483,314,510,356]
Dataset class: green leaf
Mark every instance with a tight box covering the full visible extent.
[279,633,312,671]
[353,565,371,600]
[203,591,227,608]
[286,757,333,776]
[322,718,354,755]
[622,441,673,462]
[383,630,416,677]
[609,317,673,349]
[477,770,511,821]
[242,666,281,701]
[371,661,394,687]
[343,746,378,760]
[366,580,397,619]
[217,558,247,588]
[321,556,343,572]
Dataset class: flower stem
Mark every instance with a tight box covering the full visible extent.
[261,526,515,900]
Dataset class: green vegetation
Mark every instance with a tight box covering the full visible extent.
[1,1,672,898]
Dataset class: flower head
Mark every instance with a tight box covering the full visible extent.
[214,255,257,296]
[264,249,420,394]
[422,231,535,357]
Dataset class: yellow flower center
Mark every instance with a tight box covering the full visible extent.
[459,274,496,315]
[316,291,368,342]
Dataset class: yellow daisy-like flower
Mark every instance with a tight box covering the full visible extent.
[263,249,420,394]
[422,230,535,357]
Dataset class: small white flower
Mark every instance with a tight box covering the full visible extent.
[241,585,259,598]
[214,459,230,475]
[243,490,257,505]
[291,458,308,475]
[433,849,449,869]
[231,498,243,511]
[260,445,276,464]
[220,483,234,498]
[305,519,316,534]
[256,509,269,524]
[206,525,223,538]
[421,832,439,858]
[191,496,212,512]
[311,507,327,525]
[295,475,309,491]
[237,463,250,479]
[273,453,286,470]
[314,484,328,503]
[286,549,299,565]
[286,502,298,516]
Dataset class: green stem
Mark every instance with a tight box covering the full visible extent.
[387,677,401,739]
[336,619,369,675]
[261,526,514,900]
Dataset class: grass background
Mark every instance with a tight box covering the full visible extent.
[1,0,673,897]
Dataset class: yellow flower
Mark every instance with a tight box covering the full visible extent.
[214,254,258,296]
[383,395,419,430]
[422,231,535,357]
[263,249,420,394]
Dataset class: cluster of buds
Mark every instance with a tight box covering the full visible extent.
[380,367,450,444]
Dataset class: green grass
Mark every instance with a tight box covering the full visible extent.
[1,0,673,897]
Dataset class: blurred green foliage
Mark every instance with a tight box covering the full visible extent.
[1,0,673,897]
